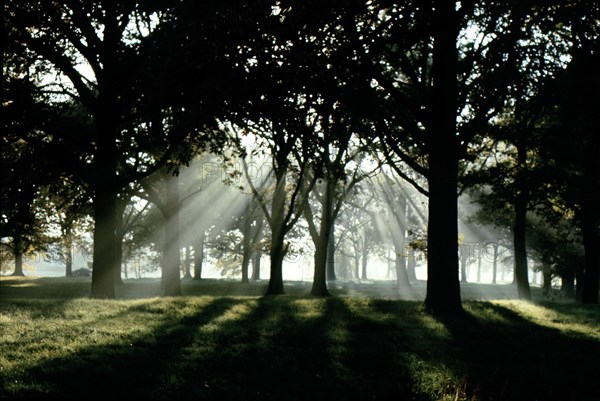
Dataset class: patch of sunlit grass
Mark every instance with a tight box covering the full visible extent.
[1,278,598,401]
[493,300,600,340]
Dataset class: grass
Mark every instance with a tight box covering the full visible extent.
[1,276,599,401]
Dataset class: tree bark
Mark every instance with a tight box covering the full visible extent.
[311,233,330,296]
[561,268,575,299]
[90,187,117,299]
[114,200,126,285]
[311,179,333,296]
[424,0,462,314]
[11,235,25,276]
[90,107,119,299]
[326,223,336,281]
[513,142,532,300]
[542,267,552,296]
[266,172,286,295]
[65,238,73,277]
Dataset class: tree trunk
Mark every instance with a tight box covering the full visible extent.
[162,172,181,297]
[266,172,286,295]
[311,179,333,296]
[561,268,575,299]
[241,210,253,284]
[11,235,25,276]
[326,223,336,281]
[311,234,330,296]
[114,200,125,286]
[194,231,205,280]
[542,267,552,296]
[90,110,120,299]
[65,238,73,277]
[267,237,285,295]
[424,0,462,314]
[513,147,532,300]
[90,187,117,299]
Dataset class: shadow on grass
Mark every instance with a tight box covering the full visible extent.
[5,297,431,401]
[435,302,600,401]
[4,294,599,401]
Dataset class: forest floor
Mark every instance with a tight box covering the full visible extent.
[1,276,599,401]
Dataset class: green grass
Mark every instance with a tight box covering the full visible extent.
[1,277,599,400]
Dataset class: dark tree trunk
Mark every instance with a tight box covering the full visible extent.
[267,237,285,295]
[542,267,552,296]
[311,234,330,296]
[90,110,119,299]
[194,231,205,280]
[513,155,531,300]
[424,0,462,314]
[311,179,333,296]
[561,268,575,299]
[65,238,73,277]
[90,187,117,299]
[266,173,286,295]
[162,172,181,297]
[326,224,336,281]
[11,235,25,276]
[114,200,125,285]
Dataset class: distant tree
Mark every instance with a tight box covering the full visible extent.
[41,181,92,277]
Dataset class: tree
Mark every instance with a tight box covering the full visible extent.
[6,1,175,297]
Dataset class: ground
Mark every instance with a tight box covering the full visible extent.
[0,276,599,400]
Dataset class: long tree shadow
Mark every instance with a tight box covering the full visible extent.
[9,297,244,400]
[14,295,595,401]
[435,302,600,401]
[8,296,433,401]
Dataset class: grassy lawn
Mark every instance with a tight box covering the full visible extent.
[1,276,599,400]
